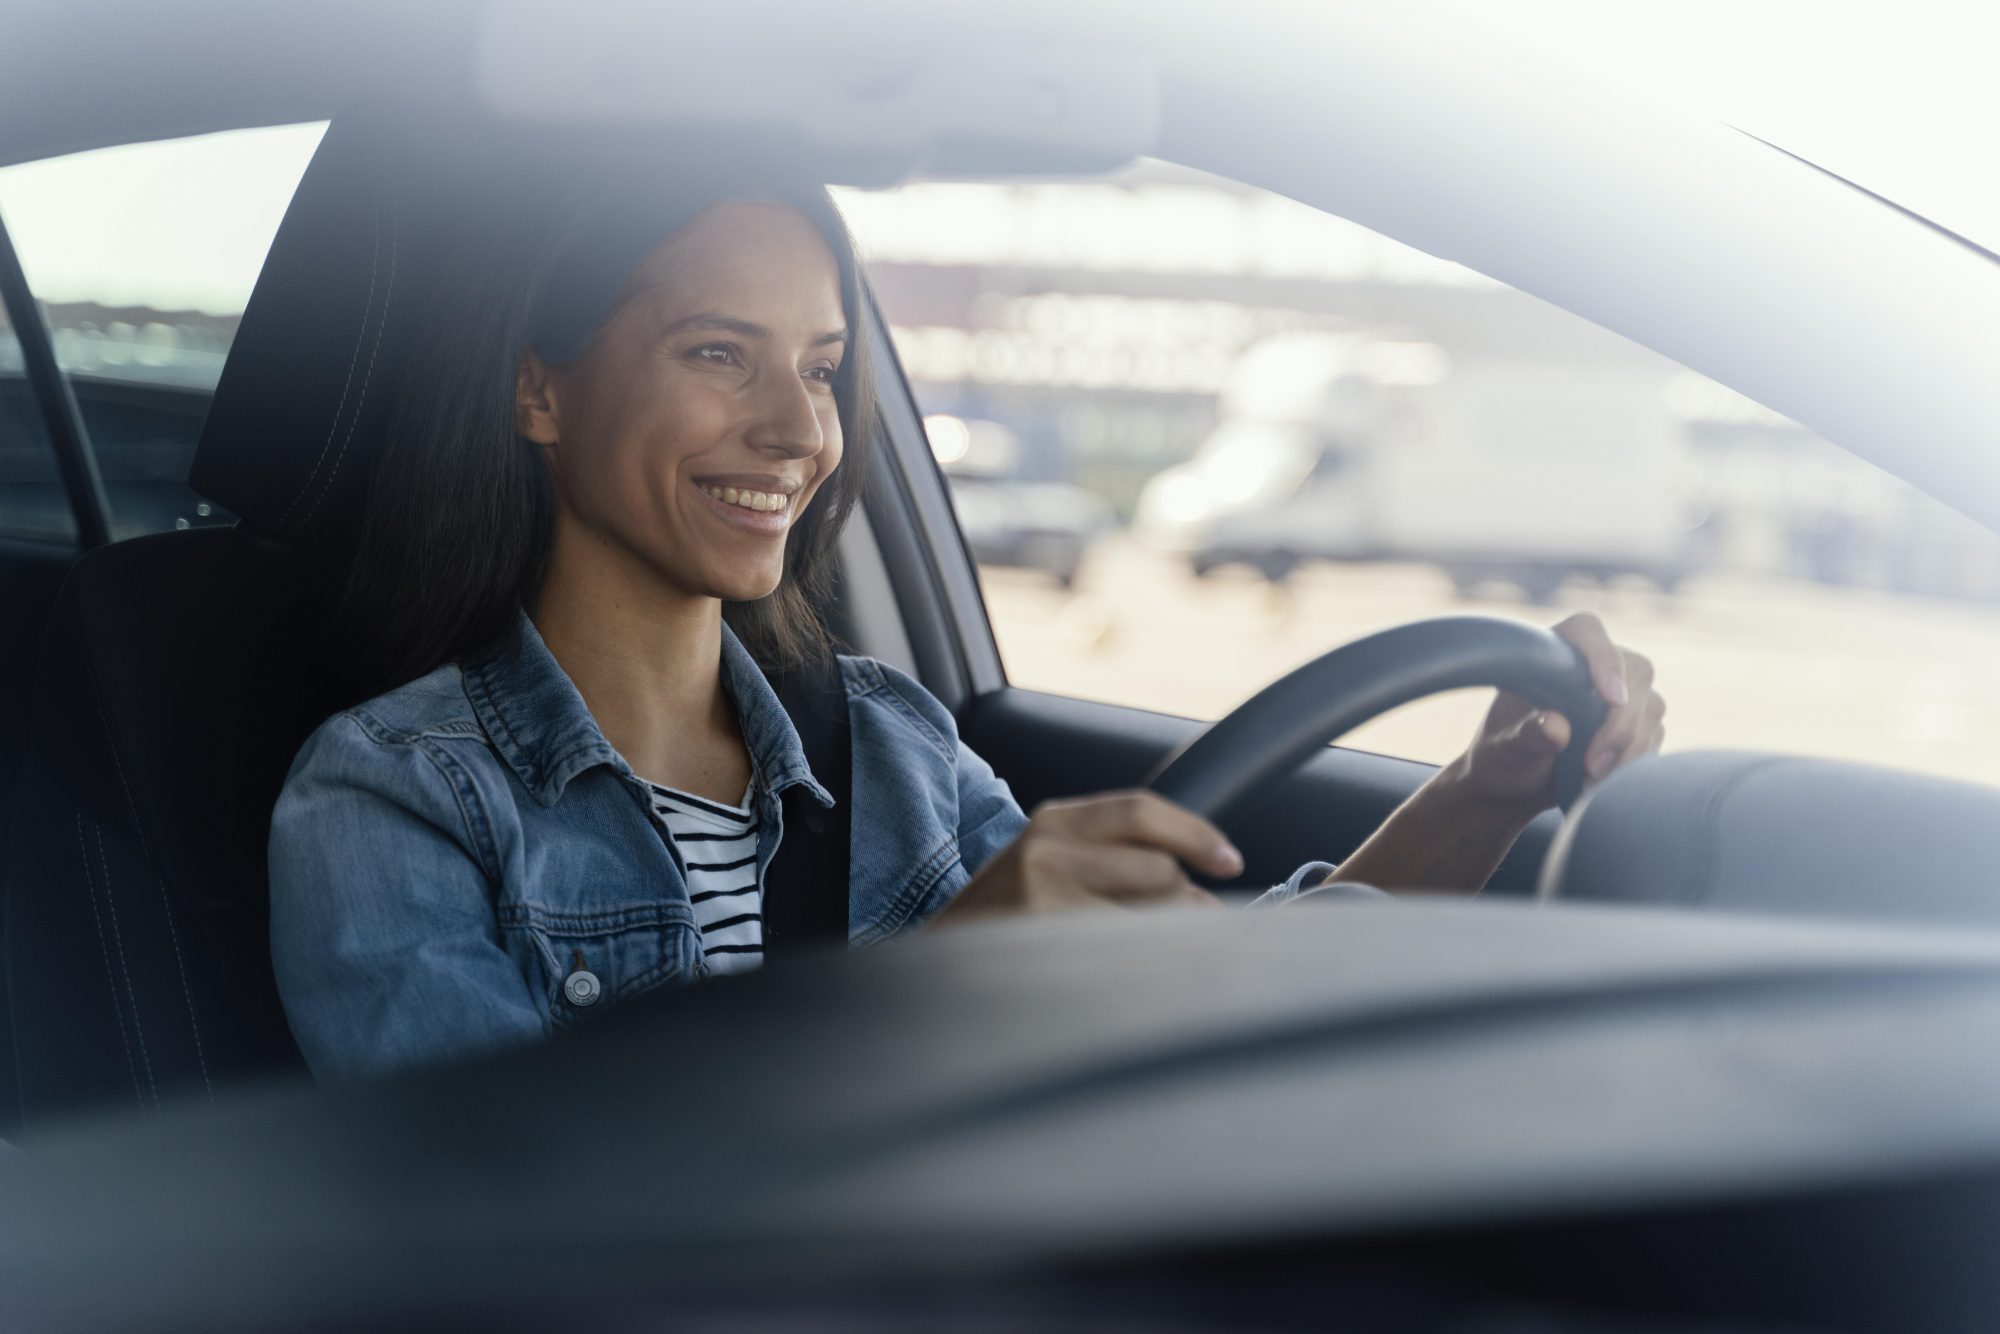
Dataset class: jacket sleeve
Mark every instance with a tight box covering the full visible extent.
[1248,862,1387,905]
[268,714,547,1082]
[863,660,1028,883]
[949,725,1032,882]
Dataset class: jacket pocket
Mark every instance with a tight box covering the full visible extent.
[500,901,704,1029]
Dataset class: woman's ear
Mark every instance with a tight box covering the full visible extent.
[515,346,563,447]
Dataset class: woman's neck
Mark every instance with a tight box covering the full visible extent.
[530,524,748,800]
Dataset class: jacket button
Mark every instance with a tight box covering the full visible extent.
[563,969,602,1007]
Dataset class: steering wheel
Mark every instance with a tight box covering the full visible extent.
[1144,616,1609,822]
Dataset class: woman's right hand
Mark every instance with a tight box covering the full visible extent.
[930,790,1242,928]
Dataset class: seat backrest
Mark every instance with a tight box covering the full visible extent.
[0,107,450,1137]
[1,530,348,1130]
[0,538,76,820]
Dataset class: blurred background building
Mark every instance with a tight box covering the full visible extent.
[840,160,2000,605]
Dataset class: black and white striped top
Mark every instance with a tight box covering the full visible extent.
[643,779,763,975]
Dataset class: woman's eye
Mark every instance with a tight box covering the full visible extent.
[804,364,838,385]
[689,343,741,367]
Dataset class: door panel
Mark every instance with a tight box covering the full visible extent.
[957,685,1561,898]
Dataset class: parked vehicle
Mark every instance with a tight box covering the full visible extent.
[1138,333,1705,599]
[930,413,1112,586]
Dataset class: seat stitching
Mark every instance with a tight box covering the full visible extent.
[151,865,212,1102]
[298,167,398,531]
[77,813,145,1115]
[277,164,383,529]
[78,652,188,1112]
[78,639,205,1098]
[92,824,158,1112]
[84,642,171,892]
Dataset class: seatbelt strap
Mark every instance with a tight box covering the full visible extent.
[763,656,852,956]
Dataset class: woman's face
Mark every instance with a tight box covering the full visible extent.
[518,200,848,604]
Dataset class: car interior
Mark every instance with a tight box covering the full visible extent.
[10,10,2000,1328]
[0,105,1574,1137]
[12,79,2000,1146]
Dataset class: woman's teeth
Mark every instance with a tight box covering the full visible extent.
[700,484,790,514]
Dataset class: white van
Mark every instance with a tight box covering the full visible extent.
[1135,334,1705,601]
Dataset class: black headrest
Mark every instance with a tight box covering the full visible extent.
[189,107,457,545]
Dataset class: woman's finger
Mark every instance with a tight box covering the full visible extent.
[1591,692,1666,779]
[1613,696,1668,771]
[1554,612,1629,707]
[1488,708,1568,779]
[1067,789,1244,878]
[1585,703,1647,779]
[1622,649,1656,694]
[1067,843,1216,905]
[1017,835,1216,909]
[1576,647,1657,778]
[1083,844,1186,900]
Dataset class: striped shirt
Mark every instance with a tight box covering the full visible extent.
[643,779,764,975]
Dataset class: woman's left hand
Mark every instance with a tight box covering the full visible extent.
[1443,611,1666,823]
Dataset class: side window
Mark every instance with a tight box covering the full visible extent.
[0,299,72,542]
[0,123,325,540]
[840,162,2000,786]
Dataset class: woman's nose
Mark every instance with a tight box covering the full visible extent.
[745,372,827,457]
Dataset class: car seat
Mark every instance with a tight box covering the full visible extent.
[0,109,457,1137]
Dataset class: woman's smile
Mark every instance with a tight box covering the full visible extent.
[691,473,802,537]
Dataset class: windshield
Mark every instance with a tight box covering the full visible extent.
[1415,0,2000,256]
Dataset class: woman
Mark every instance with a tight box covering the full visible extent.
[268,165,1666,1082]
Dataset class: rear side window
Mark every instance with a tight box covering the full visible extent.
[0,300,71,542]
[0,123,325,539]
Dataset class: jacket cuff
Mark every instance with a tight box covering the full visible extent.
[1247,860,1392,907]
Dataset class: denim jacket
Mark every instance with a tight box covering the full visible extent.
[268,611,1341,1081]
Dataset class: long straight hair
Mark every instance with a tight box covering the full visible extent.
[336,162,876,700]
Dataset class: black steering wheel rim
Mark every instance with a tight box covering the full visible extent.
[1143,615,1609,823]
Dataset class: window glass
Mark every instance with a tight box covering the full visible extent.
[0,300,72,542]
[839,161,2000,786]
[0,123,326,539]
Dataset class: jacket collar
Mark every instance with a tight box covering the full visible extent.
[462,608,834,810]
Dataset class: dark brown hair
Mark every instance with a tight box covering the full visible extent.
[337,161,875,698]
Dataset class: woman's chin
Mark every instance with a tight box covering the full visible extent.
[711,571,786,604]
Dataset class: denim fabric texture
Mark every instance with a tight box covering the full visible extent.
[269,609,1335,1080]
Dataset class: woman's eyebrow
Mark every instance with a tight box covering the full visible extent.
[658,312,850,347]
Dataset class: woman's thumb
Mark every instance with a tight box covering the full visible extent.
[1502,709,1570,758]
